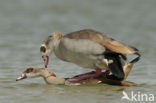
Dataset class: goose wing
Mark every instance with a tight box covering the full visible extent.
[64,29,138,54]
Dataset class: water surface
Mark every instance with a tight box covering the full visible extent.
[0,0,156,103]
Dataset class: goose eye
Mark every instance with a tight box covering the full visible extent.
[40,46,46,53]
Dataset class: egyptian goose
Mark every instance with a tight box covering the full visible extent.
[16,58,138,86]
[16,67,102,85]
[16,67,65,85]
[40,29,140,82]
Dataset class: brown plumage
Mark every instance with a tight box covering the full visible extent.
[40,29,140,82]
[64,29,138,54]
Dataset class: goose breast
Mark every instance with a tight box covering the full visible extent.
[54,37,106,69]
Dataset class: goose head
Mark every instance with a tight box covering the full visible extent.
[16,67,42,81]
[40,32,63,68]
[16,67,56,81]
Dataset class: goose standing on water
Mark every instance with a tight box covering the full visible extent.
[40,29,140,82]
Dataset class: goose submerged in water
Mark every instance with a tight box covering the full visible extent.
[40,29,140,82]
[16,61,137,86]
[16,67,100,85]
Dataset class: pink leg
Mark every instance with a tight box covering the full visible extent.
[68,68,103,82]
[72,71,96,78]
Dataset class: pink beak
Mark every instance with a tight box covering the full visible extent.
[16,73,27,81]
[42,56,49,68]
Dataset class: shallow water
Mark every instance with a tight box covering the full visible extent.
[0,0,156,103]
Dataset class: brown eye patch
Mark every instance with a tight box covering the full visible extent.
[40,46,46,53]
[24,67,34,73]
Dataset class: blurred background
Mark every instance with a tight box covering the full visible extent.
[0,0,156,103]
